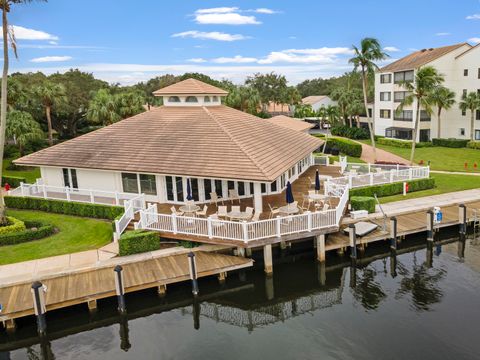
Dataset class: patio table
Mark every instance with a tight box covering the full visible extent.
[227,211,251,221]
[179,204,200,216]
[278,204,299,215]
[308,193,328,201]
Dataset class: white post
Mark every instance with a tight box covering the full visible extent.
[426,165,430,178]
[42,184,47,199]
[408,168,413,180]
[89,189,94,203]
[114,220,120,242]
[368,163,371,173]
[115,192,119,206]
[253,182,263,215]
[172,213,177,234]
[207,216,213,239]
[348,174,353,188]
[403,182,407,196]
[242,221,248,242]
[396,164,400,172]
[20,182,25,196]
[276,216,281,237]
[66,187,71,202]
[307,211,312,231]
[390,170,394,183]
[369,173,374,186]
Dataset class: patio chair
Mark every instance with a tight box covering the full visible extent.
[209,214,226,236]
[210,192,223,206]
[196,205,208,218]
[231,205,241,213]
[218,205,228,219]
[229,189,240,204]
[322,203,330,211]
[269,204,280,219]
[170,206,184,216]
[251,211,261,222]
[308,176,316,188]
[301,195,314,212]
[245,207,254,219]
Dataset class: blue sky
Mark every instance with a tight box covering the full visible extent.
[7,0,480,85]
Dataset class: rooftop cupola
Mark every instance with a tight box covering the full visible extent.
[152,78,228,107]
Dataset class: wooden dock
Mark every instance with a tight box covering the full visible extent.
[0,251,252,325]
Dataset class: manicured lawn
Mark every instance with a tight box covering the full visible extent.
[361,141,480,172]
[0,209,113,265]
[3,158,40,183]
[379,173,480,204]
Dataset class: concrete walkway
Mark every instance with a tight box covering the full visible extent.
[357,141,408,164]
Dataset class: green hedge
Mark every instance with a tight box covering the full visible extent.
[5,196,124,220]
[377,138,433,148]
[350,178,435,198]
[432,138,469,148]
[322,137,362,157]
[2,176,26,188]
[467,141,480,150]
[0,216,26,235]
[0,220,55,246]
[350,196,376,213]
[331,125,370,140]
[119,230,161,256]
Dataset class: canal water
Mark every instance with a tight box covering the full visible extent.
[1,232,480,360]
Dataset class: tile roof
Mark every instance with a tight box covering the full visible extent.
[266,115,314,132]
[16,105,323,182]
[302,96,327,106]
[152,78,228,95]
[379,43,470,72]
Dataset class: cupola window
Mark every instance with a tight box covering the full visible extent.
[204,96,211,102]
[212,96,218,102]
[168,96,180,103]
[186,96,198,103]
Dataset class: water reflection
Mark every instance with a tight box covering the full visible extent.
[351,266,387,311]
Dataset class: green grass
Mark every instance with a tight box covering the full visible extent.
[0,209,113,265]
[3,158,40,183]
[361,140,480,172]
[379,173,480,204]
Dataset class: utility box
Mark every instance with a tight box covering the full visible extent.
[350,210,368,219]
[433,206,442,224]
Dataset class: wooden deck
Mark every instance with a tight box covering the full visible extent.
[326,200,480,251]
[0,251,253,323]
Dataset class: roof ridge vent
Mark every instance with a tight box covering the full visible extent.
[421,49,427,52]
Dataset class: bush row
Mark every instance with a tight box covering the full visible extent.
[5,196,124,220]
[467,141,480,150]
[119,230,161,256]
[0,220,55,246]
[432,138,470,148]
[350,196,376,213]
[330,125,370,140]
[0,216,26,235]
[2,176,26,188]
[377,138,433,148]
[322,137,362,157]
[349,178,435,198]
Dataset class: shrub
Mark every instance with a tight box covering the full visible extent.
[350,196,376,213]
[2,176,26,187]
[331,125,370,140]
[0,216,26,235]
[179,240,201,248]
[119,230,160,256]
[4,145,20,159]
[321,137,362,157]
[350,178,435,198]
[467,141,480,150]
[432,138,469,148]
[5,196,124,220]
[377,138,433,148]
[0,220,55,246]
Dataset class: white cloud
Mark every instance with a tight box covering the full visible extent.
[195,7,239,14]
[30,56,72,63]
[468,37,480,44]
[187,58,207,63]
[435,32,450,36]
[212,55,258,64]
[466,14,480,20]
[172,30,248,41]
[384,46,400,52]
[289,36,297,40]
[195,12,260,25]
[3,25,58,40]
[254,8,277,14]
[258,47,353,64]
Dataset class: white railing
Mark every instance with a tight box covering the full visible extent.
[314,155,329,166]
[114,193,147,240]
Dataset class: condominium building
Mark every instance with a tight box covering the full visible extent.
[372,43,480,141]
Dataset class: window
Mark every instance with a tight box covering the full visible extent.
[190,178,199,201]
[203,179,212,200]
[394,70,414,84]
[261,183,267,194]
[122,173,139,193]
[420,110,431,122]
[238,182,245,196]
[368,108,373,117]
[186,96,198,103]
[175,177,183,201]
[394,110,413,121]
[460,128,466,136]
[464,69,468,76]
[476,130,480,140]
[379,109,391,118]
[212,96,218,102]
[249,182,254,195]
[139,174,157,195]
[227,181,235,191]
[394,91,411,103]
[214,180,223,197]
[477,110,480,120]
[168,96,180,102]
[166,176,174,201]
[380,92,391,101]
[204,96,211,102]
[62,168,78,189]
[270,180,277,193]
[462,109,466,116]
[380,74,392,83]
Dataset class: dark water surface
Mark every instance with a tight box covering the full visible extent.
[1,232,480,360]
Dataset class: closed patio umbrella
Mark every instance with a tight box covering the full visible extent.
[186,178,193,201]
[286,181,294,205]
[315,169,321,192]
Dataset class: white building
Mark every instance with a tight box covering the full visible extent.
[302,96,337,112]
[373,43,480,141]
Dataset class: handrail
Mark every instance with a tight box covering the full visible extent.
[373,194,387,231]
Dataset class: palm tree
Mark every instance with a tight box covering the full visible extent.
[326,105,340,126]
[397,66,444,164]
[87,89,121,126]
[225,86,261,114]
[349,38,388,161]
[35,81,66,146]
[116,90,145,118]
[459,91,480,141]
[6,110,44,155]
[429,86,456,139]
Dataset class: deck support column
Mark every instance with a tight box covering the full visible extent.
[236,247,245,257]
[218,272,227,283]
[349,224,357,260]
[459,204,467,235]
[31,281,47,336]
[426,210,434,242]
[390,216,398,250]
[317,261,326,286]
[157,284,167,296]
[245,248,252,257]
[316,234,326,263]
[188,252,199,296]
[253,183,263,215]
[114,265,127,314]
[265,275,274,300]
[263,244,273,275]
[5,319,16,332]
[87,299,97,312]
[426,241,433,268]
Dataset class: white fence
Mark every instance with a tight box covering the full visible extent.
[137,184,349,243]
[114,193,147,240]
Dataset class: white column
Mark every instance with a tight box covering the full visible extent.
[253,182,263,214]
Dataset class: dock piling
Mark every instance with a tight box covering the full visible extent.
[263,244,273,275]
[426,210,434,241]
[188,252,199,296]
[390,216,398,250]
[349,224,357,259]
[114,265,126,313]
[31,281,47,335]
[459,204,467,235]
[316,234,326,263]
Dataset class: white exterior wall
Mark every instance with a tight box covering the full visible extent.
[76,169,120,192]
[163,95,222,107]
[40,167,64,187]
[310,97,337,111]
